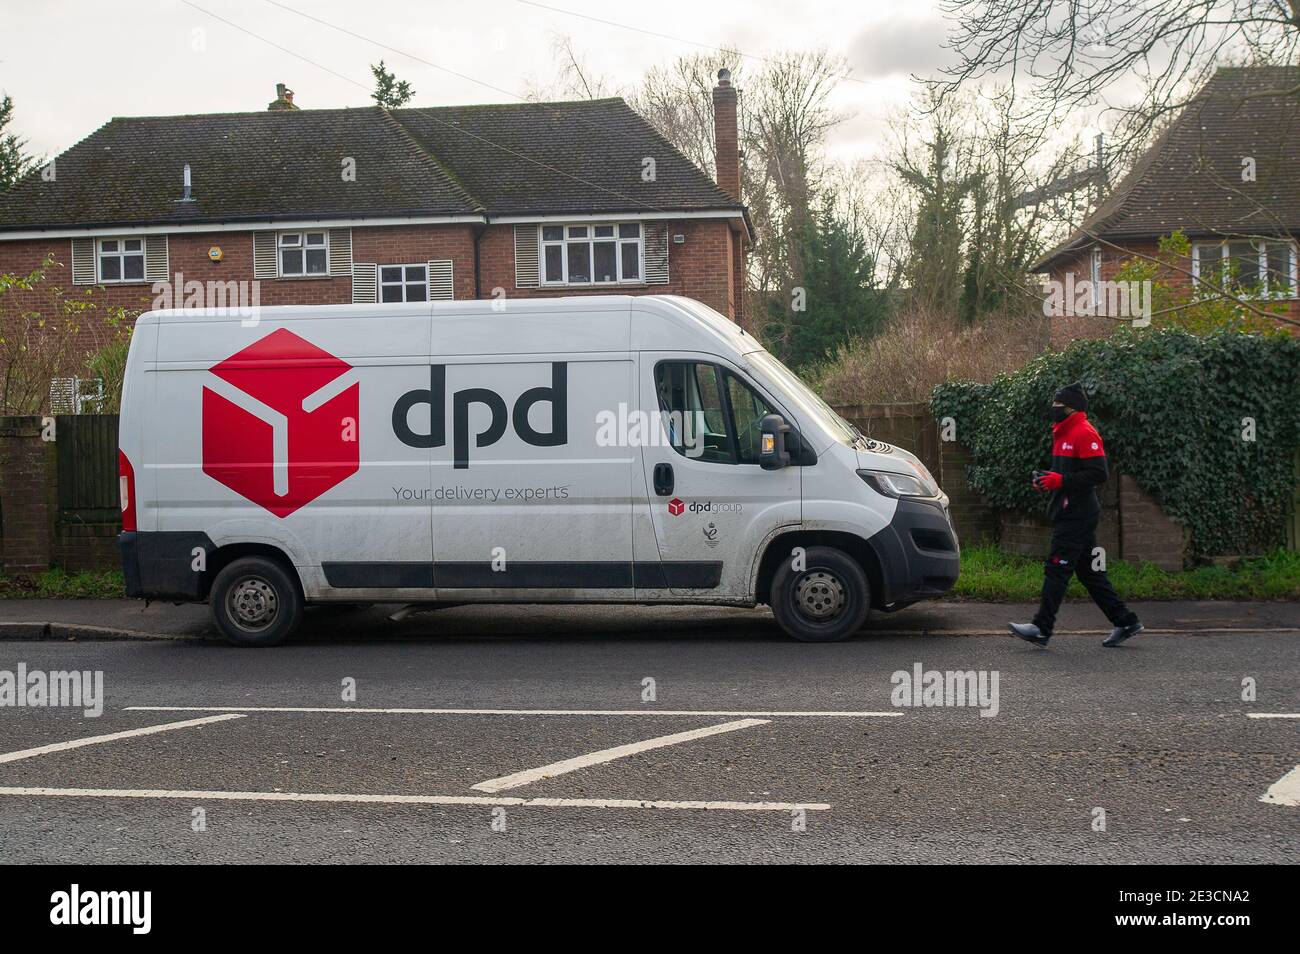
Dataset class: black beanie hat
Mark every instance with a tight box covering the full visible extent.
[1054,382,1089,411]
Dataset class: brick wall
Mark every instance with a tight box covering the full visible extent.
[1045,239,1300,348]
[998,479,1122,560]
[1116,472,1190,570]
[54,522,120,573]
[477,219,740,319]
[0,416,55,574]
[352,224,477,301]
[936,440,999,545]
[0,415,123,576]
[0,217,742,394]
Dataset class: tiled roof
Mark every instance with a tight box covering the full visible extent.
[392,98,736,215]
[0,98,740,233]
[1035,66,1300,270]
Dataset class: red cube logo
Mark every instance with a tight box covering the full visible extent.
[668,497,684,516]
[202,329,359,518]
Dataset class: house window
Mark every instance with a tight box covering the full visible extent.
[279,231,328,276]
[1193,240,1298,298]
[380,264,428,303]
[540,223,642,285]
[98,238,145,283]
[1089,246,1103,310]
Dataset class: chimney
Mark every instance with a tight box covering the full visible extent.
[712,69,740,202]
[268,83,298,111]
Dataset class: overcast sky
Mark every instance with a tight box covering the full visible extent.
[1,0,955,164]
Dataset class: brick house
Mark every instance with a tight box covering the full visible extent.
[1033,66,1300,345]
[0,75,749,380]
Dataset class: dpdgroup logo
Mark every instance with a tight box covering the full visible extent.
[202,329,359,518]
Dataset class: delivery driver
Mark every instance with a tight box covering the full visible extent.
[1009,383,1143,648]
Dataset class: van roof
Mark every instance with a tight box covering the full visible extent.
[140,295,761,359]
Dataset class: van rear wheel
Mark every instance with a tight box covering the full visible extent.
[770,546,870,642]
[209,557,303,647]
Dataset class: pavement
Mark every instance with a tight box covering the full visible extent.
[0,598,1296,864]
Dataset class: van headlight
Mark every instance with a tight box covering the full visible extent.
[858,469,935,498]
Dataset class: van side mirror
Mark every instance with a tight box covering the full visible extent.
[759,413,792,470]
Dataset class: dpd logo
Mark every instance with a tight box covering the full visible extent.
[202,329,359,517]
[668,497,685,516]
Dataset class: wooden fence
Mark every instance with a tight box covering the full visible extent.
[55,414,120,525]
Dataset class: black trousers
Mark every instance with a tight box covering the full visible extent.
[1032,513,1138,635]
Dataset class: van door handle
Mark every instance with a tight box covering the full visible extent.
[653,462,674,496]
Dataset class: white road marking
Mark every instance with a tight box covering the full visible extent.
[124,705,900,718]
[472,718,769,794]
[0,714,244,765]
[1247,713,1300,719]
[0,786,827,812]
[1260,766,1300,807]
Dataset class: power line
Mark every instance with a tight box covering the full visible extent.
[261,0,533,107]
[254,0,749,211]
[180,0,674,214]
[515,0,887,88]
[259,0,681,175]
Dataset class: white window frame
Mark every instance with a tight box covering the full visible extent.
[96,237,146,284]
[539,222,643,286]
[278,230,329,277]
[1089,245,1103,310]
[379,263,429,303]
[1192,239,1298,299]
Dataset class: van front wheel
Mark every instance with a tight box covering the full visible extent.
[770,546,870,642]
[209,557,303,647]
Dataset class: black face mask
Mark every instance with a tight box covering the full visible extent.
[1050,406,1071,424]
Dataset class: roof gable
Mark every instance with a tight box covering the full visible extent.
[1036,66,1300,270]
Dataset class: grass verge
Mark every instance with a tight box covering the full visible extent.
[952,546,1300,601]
[0,568,126,599]
[1,549,1297,601]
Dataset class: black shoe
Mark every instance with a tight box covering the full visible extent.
[1009,622,1050,646]
[1103,622,1143,647]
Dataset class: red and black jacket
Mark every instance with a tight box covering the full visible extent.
[1047,411,1108,521]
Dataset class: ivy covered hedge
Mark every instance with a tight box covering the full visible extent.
[931,329,1300,557]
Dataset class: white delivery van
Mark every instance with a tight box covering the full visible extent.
[117,295,958,646]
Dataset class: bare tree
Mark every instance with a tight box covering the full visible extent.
[824,158,910,289]
[743,50,850,346]
[889,88,1082,320]
[930,0,1300,167]
[627,51,739,176]
[549,34,616,100]
[627,48,848,344]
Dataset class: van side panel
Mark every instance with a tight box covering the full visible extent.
[429,353,637,600]
[145,307,436,601]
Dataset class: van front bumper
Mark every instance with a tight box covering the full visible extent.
[866,497,960,608]
[118,531,213,600]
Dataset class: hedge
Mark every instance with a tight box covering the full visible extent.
[931,329,1300,557]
